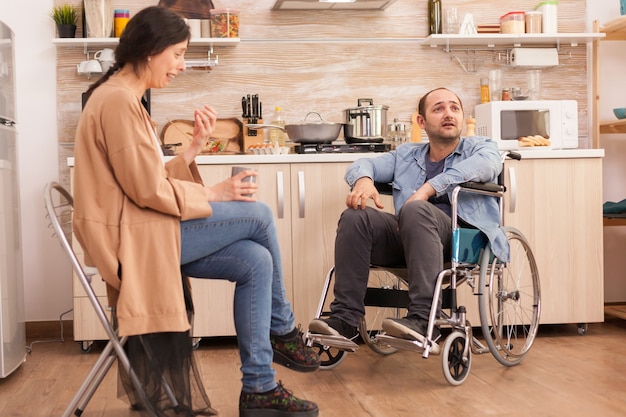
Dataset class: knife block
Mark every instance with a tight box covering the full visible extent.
[243,118,265,151]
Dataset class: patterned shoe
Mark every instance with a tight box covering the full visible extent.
[270,326,320,373]
[239,381,319,417]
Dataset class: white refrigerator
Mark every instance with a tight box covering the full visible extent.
[0,20,26,378]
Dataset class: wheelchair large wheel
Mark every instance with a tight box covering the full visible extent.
[359,266,408,355]
[478,226,541,367]
[442,331,471,386]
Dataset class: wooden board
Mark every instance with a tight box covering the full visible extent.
[161,117,243,155]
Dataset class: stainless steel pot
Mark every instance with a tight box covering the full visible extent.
[248,112,343,144]
[343,99,389,144]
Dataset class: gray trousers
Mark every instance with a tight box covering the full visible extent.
[329,200,452,327]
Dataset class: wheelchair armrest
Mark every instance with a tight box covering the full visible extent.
[459,181,505,194]
[374,182,393,195]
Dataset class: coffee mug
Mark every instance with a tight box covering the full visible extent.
[94,48,115,62]
[231,166,257,197]
[99,60,114,73]
[77,59,102,74]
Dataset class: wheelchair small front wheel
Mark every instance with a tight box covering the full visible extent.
[442,331,471,386]
[313,343,347,370]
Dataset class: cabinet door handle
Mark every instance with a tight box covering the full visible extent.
[298,170,305,218]
[276,171,284,219]
[508,165,517,213]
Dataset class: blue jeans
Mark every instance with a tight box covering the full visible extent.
[180,201,294,393]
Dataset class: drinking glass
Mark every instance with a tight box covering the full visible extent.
[443,8,459,34]
[527,70,542,100]
[488,69,502,102]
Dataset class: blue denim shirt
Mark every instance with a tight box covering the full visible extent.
[345,136,509,261]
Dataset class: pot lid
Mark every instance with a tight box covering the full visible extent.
[288,111,343,126]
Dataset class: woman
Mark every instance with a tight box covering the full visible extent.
[73,6,319,417]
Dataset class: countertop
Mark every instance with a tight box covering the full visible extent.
[66,148,605,167]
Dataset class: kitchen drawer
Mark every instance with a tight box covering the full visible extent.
[73,296,111,342]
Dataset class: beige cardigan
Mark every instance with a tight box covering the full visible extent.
[73,79,212,336]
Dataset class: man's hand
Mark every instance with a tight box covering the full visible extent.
[405,182,436,205]
[346,177,384,210]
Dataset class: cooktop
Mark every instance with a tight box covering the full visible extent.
[294,143,391,154]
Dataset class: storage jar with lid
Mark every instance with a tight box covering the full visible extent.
[210,8,240,38]
[534,1,557,33]
[524,10,542,33]
[500,11,525,34]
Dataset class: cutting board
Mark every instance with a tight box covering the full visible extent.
[161,118,243,155]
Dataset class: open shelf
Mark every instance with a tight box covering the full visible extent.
[600,119,626,134]
[52,37,239,48]
[600,15,626,40]
[421,32,604,49]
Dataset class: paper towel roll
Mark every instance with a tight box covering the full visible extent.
[510,48,558,67]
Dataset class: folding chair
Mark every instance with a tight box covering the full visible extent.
[44,181,177,417]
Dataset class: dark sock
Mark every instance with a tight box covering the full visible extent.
[272,327,298,341]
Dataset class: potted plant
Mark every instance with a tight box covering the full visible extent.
[50,4,79,38]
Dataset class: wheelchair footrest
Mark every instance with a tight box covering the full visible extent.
[375,334,440,355]
[307,333,359,352]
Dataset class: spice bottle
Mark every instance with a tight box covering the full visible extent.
[466,117,476,137]
[428,0,443,35]
[501,88,511,101]
[480,78,490,103]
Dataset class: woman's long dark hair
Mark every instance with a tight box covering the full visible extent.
[84,6,191,102]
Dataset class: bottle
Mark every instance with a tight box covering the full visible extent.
[480,78,490,104]
[428,0,442,35]
[269,107,286,146]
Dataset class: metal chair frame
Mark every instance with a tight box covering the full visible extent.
[45,182,175,417]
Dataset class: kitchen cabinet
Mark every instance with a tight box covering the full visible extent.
[592,17,626,139]
[592,17,626,227]
[69,151,604,343]
[70,160,352,342]
[457,153,604,327]
[191,162,352,336]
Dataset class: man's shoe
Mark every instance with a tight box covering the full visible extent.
[239,381,319,417]
[270,327,320,373]
[308,317,358,339]
[382,316,441,354]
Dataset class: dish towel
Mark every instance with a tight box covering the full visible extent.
[603,198,626,215]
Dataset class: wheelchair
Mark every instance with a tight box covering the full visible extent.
[306,152,541,386]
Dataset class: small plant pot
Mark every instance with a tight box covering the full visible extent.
[57,24,77,38]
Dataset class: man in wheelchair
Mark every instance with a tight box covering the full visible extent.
[308,87,509,355]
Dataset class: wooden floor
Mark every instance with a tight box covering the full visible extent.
[2,319,626,417]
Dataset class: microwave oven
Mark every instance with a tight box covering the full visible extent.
[474,100,578,150]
